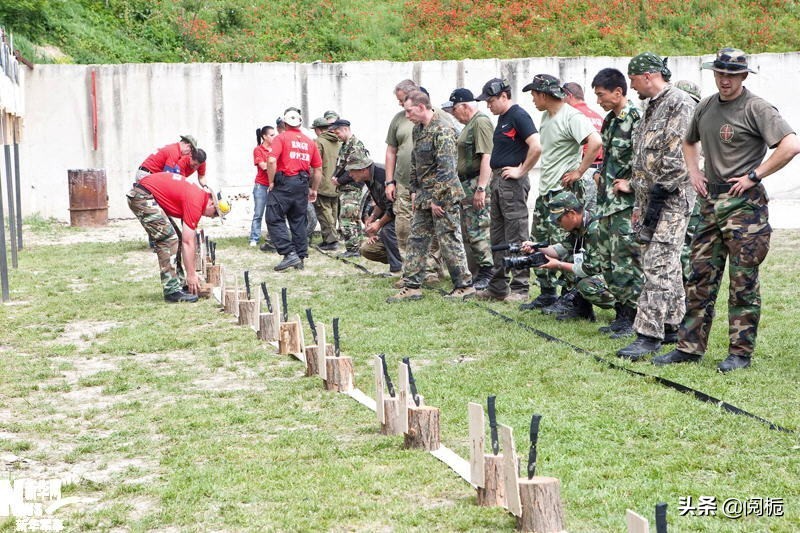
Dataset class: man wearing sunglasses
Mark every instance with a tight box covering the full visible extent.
[475,78,542,302]
[655,48,800,372]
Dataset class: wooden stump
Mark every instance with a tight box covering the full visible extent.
[380,397,403,435]
[206,265,221,287]
[324,356,354,392]
[197,282,212,299]
[223,289,237,314]
[404,405,440,451]
[238,300,257,327]
[279,322,302,355]
[305,344,334,376]
[477,454,506,507]
[517,477,566,533]
[257,313,278,341]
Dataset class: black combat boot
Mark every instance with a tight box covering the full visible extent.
[542,289,571,315]
[663,324,679,344]
[609,305,636,338]
[599,303,623,333]
[472,266,495,291]
[556,291,595,322]
[519,287,557,311]
[274,252,303,271]
[717,354,751,373]
[653,349,702,366]
[617,333,661,361]
[164,290,199,303]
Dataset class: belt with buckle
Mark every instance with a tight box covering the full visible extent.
[707,182,733,196]
[133,182,151,194]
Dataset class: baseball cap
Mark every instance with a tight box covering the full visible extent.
[522,74,566,99]
[548,191,582,223]
[702,47,757,75]
[311,117,330,129]
[476,78,510,101]
[345,154,373,171]
[180,135,198,149]
[449,88,475,104]
[329,119,351,129]
[283,107,302,127]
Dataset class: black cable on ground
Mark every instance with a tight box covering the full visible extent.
[316,246,796,435]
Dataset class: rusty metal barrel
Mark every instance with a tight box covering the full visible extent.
[68,169,108,226]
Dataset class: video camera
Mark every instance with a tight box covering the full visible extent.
[493,241,550,270]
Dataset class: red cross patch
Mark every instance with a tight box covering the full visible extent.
[719,124,735,143]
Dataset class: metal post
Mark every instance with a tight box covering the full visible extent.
[4,139,16,268]
[13,123,22,250]
[0,154,9,301]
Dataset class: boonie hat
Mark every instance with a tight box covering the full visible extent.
[476,78,510,101]
[548,191,582,223]
[345,154,373,171]
[675,80,702,102]
[311,117,330,129]
[323,110,339,121]
[702,47,757,75]
[180,135,198,149]
[523,74,566,99]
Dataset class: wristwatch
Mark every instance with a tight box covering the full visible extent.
[747,170,761,183]
[385,181,396,187]
[476,186,486,192]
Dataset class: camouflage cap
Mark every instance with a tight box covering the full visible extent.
[675,80,702,102]
[628,52,672,81]
[180,135,198,149]
[702,47,757,75]
[344,153,373,171]
[311,117,330,129]
[548,191,582,223]
[323,110,339,121]
[522,74,566,99]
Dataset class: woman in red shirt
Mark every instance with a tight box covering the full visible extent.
[250,125,276,246]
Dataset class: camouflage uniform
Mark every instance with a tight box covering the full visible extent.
[595,101,643,311]
[314,130,342,246]
[334,135,370,252]
[126,187,185,295]
[456,111,493,272]
[402,111,472,289]
[677,85,795,359]
[630,84,696,340]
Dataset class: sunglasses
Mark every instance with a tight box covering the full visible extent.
[484,80,510,97]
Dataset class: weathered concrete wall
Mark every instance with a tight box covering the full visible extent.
[18,53,800,227]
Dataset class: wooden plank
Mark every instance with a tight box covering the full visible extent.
[374,355,385,424]
[294,314,306,362]
[430,445,472,486]
[398,361,410,433]
[317,324,327,380]
[499,424,521,517]
[468,402,486,488]
[626,509,649,533]
[345,388,376,411]
[252,284,261,331]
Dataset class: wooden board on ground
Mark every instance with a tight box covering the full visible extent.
[625,509,648,533]
[500,424,521,517]
[468,402,485,488]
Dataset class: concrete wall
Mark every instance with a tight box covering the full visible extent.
[19,52,800,226]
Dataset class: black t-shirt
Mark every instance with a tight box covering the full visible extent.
[490,104,538,169]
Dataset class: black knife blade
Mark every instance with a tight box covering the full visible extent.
[402,357,420,406]
[281,288,288,323]
[260,282,272,313]
[332,317,341,357]
[378,353,395,397]
[655,502,667,533]
[305,308,318,344]
[244,271,251,300]
[487,395,499,455]
[527,414,542,479]
[210,241,216,264]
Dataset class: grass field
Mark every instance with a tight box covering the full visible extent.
[0,220,798,531]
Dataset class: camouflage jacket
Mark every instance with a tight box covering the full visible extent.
[335,135,370,192]
[410,111,465,209]
[552,212,601,279]
[597,101,640,216]
[631,85,696,215]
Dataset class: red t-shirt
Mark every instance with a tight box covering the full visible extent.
[572,101,604,165]
[177,155,206,179]
[139,172,210,230]
[141,142,184,174]
[253,145,271,186]
[271,128,322,176]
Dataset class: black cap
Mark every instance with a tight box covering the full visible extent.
[449,88,475,104]
[329,119,351,129]
[476,78,510,101]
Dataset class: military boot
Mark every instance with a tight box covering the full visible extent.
[444,286,476,301]
[663,324,679,344]
[386,286,423,303]
[653,349,701,366]
[472,266,495,291]
[164,290,199,303]
[541,291,571,315]
[609,305,636,338]
[599,303,623,333]
[274,252,303,271]
[717,354,751,373]
[616,333,661,361]
[519,287,557,311]
[556,291,596,322]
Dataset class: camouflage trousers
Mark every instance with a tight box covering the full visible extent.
[314,194,340,245]
[681,200,701,284]
[633,208,690,340]
[402,203,472,289]
[339,187,363,251]
[677,187,771,357]
[530,191,569,292]
[126,187,183,296]
[395,182,444,276]
[593,207,642,310]
[459,177,493,271]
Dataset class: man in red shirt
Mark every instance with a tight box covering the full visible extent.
[126,172,229,302]
[136,135,198,181]
[177,148,207,186]
[266,108,323,271]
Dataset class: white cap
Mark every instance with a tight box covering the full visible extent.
[283,108,302,127]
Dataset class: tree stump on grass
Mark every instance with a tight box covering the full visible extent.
[516,477,566,533]
[324,356,354,392]
[404,405,440,451]
[238,300,257,327]
[381,397,403,435]
[197,282,212,299]
[477,454,506,507]
[206,265,221,286]
[223,289,238,314]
